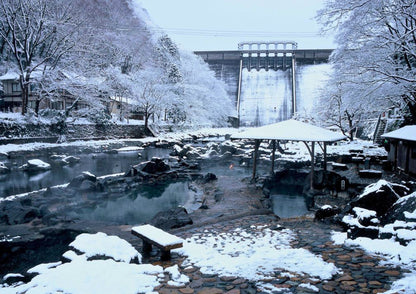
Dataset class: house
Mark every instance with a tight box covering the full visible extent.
[381,125,416,176]
[107,96,145,120]
[0,71,86,113]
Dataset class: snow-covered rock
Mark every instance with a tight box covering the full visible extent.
[0,162,9,174]
[350,180,409,216]
[69,232,141,263]
[19,159,51,172]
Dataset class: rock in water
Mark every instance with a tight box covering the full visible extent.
[20,159,51,172]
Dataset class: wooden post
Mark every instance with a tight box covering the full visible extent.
[252,139,261,180]
[271,140,276,175]
[323,142,327,172]
[310,142,315,190]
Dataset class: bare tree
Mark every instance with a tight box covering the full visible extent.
[317,0,416,124]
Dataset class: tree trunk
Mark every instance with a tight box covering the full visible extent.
[144,111,150,129]
[35,99,40,116]
[345,110,354,141]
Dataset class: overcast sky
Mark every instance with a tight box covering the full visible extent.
[138,0,335,51]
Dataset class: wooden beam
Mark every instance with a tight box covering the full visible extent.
[271,140,276,175]
[311,142,315,190]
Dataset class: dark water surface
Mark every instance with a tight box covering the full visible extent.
[271,186,311,218]
[68,181,192,225]
[0,146,169,198]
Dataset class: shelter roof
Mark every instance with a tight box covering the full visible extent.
[381,125,416,142]
[231,119,347,142]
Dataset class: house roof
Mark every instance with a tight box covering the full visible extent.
[0,71,44,81]
[381,125,416,142]
[0,72,19,81]
[231,119,347,142]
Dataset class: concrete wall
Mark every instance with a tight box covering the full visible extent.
[194,49,333,105]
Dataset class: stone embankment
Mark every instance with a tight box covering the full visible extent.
[0,122,151,144]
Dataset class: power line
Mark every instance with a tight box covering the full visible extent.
[152,27,322,38]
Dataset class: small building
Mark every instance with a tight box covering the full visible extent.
[0,71,86,113]
[381,125,416,176]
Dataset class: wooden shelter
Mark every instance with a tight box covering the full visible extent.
[381,125,416,176]
[231,119,347,187]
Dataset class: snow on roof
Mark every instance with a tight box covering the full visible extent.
[0,70,44,81]
[0,72,19,81]
[381,125,416,142]
[231,119,347,142]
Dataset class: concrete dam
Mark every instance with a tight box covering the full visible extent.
[194,42,333,126]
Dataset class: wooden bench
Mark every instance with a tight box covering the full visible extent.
[131,224,183,260]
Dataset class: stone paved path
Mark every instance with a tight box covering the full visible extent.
[139,214,409,294]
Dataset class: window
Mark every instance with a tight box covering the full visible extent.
[12,83,21,92]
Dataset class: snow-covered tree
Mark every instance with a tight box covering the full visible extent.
[129,66,169,128]
[0,0,80,115]
[177,51,234,127]
[317,0,416,125]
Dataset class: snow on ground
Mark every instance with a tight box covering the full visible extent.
[332,231,416,293]
[175,225,340,291]
[68,232,141,263]
[1,225,341,294]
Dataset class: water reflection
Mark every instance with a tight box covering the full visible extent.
[0,147,170,198]
[272,194,310,218]
[73,182,191,225]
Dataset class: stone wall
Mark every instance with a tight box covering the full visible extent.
[0,122,151,144]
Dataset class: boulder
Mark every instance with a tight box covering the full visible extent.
[64,156,80,165]
[380,191,416,225]
[68,171,97,190]
[150,207,193,230]
[315,205,341,221]
[219,142,238,155]
[20,159,51,172]
[0,162,9,174]
[0,201,41,225]
[203,173,217,183]
[139,158,170,174]
[350,180,409,216]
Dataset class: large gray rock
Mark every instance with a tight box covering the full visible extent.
[381,192,416,225]
[139,158,170,174]
[19,159,51,172]
[350,180,409,216]
[0,201,41,225]
[150,207,193,230]
[68,172,97,190]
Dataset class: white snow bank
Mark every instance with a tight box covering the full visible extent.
[1,260,163,294]
[69,232,141,263]
[175,226,340,287]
